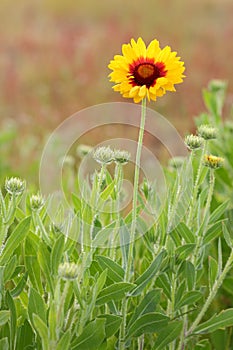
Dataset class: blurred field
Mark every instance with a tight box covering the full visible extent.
[0,0,232,181]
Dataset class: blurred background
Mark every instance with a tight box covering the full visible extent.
[0,0,232,184]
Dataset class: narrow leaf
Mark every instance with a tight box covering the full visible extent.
[96,255,124,283]
[0,216,31,264]
[194,309,233,334]
[132,250,166,296]
[32,314,49,350]
[71,319,106,350]
[126,312,169,339]
[96,282,135,306]
[152,321,183,350]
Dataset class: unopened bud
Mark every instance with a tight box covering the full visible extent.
[113,149,131,164]
[30,194,44,212]
[93,146,114,165]
[58,262,79,280]
[5,177,25,196]
[76,144,93,159]
[198,124,217,140]
[185,134,204,150]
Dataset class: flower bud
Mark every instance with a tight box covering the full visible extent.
[113,149,131,164]
[185,134,204,150]
[168,156,186,170]
[203,155,224,169]
[76,144,93,159]
[30,194,44,212]
[58,262,79,280]
[197,124,217,140]
[140,178,152,200]
[93,146,114,165]
[5,177,25,196]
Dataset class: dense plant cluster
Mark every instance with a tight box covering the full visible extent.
[0,81,232,350]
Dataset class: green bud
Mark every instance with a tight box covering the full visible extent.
[58,262,79,280]
[168,156,186,170]
[113,149,131,164]
[5,177,25,196]
[185,134,204,150]
[93,146,114,165]
[76,144,93,159]
[30,194,44,212]
[197,124,217,140]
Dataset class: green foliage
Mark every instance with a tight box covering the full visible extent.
[0,80,233,349]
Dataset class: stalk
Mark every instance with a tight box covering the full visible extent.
[119,98,147,350]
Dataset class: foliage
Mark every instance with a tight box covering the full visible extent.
[0,81,233,349]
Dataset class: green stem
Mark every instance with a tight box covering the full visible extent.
[188,248,233,336]
[187,142,207,228]
[192,169,215,267]
[110,163,122,260]
[119,98,147,350]
[125,97,147,281]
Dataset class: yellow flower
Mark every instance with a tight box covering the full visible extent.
[108,37,185,103]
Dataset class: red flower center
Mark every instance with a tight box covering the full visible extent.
[129,59,167,88]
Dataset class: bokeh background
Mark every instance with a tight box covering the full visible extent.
[0,0,232,183]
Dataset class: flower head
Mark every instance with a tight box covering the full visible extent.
[58,262,79,280]
[113,149,131,164]
[30,194,45,212]
[185,134,204,150]
[108,37,185,103]
[197,125,217,140]
[76,144,93,159]
[5,177,25,196]
[203,155,224,169]
[93,146,114,165]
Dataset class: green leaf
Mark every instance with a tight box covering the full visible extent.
[38,242,54,295]
[0,338,9,350]
[179,261,195,291]
[177,291,202,308]
[155,273,171,299]
[132,250,166,296]
[95,255,124,283]
[11,272,28,297]
[25,255,43,294]
[6,291,16,350]
[3,255,17,282]
[0,310,10,326]
[72,193,82,212]
[92,222,116,247]
[222,223,233,248]
[0,216,31,264]
[97,314,122,338]
[176,244,196,260]
[96,282,135,306]
[209,200,229,224]
[152,321,183,350]
[71,319,106,350]
[16,320,34,350]
[32,314,49,350]
[50,234,65,276]
[28,287,47,325]
[203,221,222,245]
[194,309,233,334]
[194,339,212,350]
[172,222,195,244]
[126,312,169,339]
[56,330,71,350]
[208,256,218,290]
[100,181,115,201]
[128,289,161,328]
